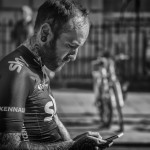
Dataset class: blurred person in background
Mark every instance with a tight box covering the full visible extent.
[92,50,125,132]
[0,0,113,149]
[11,5,34,47]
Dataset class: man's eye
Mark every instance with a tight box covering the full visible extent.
[66,44,75,49]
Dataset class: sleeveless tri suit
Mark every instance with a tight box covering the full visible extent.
[0,45,62,143]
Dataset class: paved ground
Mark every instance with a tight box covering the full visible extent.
[52,88,150,149]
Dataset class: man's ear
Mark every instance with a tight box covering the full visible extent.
[40,23,53,43]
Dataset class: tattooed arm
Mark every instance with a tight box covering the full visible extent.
[0,132,112,150]
[0,132,74,150]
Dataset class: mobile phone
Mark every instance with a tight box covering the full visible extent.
[104,132,124,142]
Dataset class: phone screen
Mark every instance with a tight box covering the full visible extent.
[104,133,124,142]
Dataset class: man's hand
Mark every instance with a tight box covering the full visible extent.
[70,131,113,150]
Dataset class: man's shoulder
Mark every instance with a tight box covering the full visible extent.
[0,49,31,79]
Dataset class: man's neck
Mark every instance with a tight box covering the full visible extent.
[22,37,41,62]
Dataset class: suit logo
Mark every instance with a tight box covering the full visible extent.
[38,83,48,91]
[44,95,57,122]
[8,56,28,73]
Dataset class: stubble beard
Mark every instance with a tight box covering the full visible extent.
[41,38,61,72]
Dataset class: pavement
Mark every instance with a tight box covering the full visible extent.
[52,88,150,149]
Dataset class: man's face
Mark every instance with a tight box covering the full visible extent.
[43,17,90,72]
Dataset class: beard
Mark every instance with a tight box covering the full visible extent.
[40,37,62,72]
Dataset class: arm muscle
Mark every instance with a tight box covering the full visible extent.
[54,115,72,141]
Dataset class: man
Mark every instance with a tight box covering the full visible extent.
[0,0,112,149]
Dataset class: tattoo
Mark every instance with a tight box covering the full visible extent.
[32,44,41,60]
[0,132,21,149]
[23,38,41,61]
[70,138,109,150]
[69,138,96,150]
[47,141,74,150]
[20,141,74,150]
[0,132,74,150]
[19,142,48,150]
